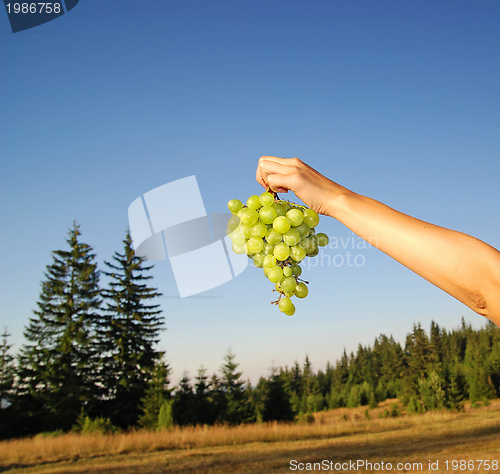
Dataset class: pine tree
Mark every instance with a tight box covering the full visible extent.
[194,366,211,425]
[99,231,165,428]
[17,223,101,432]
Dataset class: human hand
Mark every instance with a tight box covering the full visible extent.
[256,156,341,217]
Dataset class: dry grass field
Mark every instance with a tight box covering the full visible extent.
[1,399,499,473]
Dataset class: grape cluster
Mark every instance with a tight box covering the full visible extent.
[226,191,329,316]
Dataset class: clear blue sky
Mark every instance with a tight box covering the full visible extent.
[1,0,499,386]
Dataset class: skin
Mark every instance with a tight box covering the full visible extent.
[256,156,500,327]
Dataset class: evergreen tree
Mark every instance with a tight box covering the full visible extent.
[172,372,197,426]
[260,368,294,422]
[0,329,14,408]
[99,231,165,428]
[194,366,212,425]
[17,223,101,432]
[139,356,171,429]
[221,350,252,424]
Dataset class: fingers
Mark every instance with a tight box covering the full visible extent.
[258,158,301,194]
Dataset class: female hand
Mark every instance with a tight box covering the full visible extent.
[256,156,344,217]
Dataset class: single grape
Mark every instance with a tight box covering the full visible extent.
[265,228,283,245]
[291,264,302,276]
[253,254,264,268]
[259,191,275,207]
[283,266,292,277]
[284,304,296,316]
[273,202,287,217]
[290,245,306,262]
[308,247,319,257]
[283,228,301,246]
[228,199,243,214]
[263,255,277,267]
[273,216,292,234]
[238,208,259,226]
[241,224,252,239]
[278,297,293,313]
[230,230,246,247]
[295,282,308,298]
[303,208,320,228]
[284,291,295,298]
[268,266,283,283]
[275,281,282,293]
[281,276,297,293]
[246,237,264,254]
[273,242,290,261]
[259,206,278,225]
[251,221,267,238]
[300,237,317,255]
[286,208,304,227]
[247,195,262,210]
[295,222,310,237]
[232,243,246,254]
[316,232,329,247]
[263,242,275,255]
[227,215,240,233]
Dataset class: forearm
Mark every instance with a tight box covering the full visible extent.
[328,188,500,325]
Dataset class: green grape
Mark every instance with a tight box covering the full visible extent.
[283,266,292,277]
[230,230,246,247]
[316,232,329,247]
[227,215,240,233]
[259,192,275,207]
[273,242,290,261]
[263,265,270,277]
[291,264,302,276]
[268,266,283,283]
[228,199,243,214]
[295,222,310,237]
[241,224,252,239]
[286,208,304,227]
[284,304,296,316]
[273,202,287,217]
[290,245,306,262]
[303,208,320,228]
[273,216,291,234]
[263,242,275,255]
[238,208,259,226]
[263,255,277,267]
[281,276,297,293]
[232,243,246,254]
[295,282,308,298]
[265,228,283,245]
[247,195,262,210]
[283,228,300,246]
[308,247,319,257]
[246,237,264,254]
[278,297,293,313]
[300,237,317,255]
[251,221,267,238]
[284,291,295,298]
[253,254,264,268]
[259,206,278,225]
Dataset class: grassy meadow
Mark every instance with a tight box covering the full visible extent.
[1,399,500,473]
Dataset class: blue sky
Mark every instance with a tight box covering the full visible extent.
[1,0,499,385]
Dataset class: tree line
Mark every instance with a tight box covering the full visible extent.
[1,224,500,439]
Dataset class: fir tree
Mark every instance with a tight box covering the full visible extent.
[0,329,14,408]
[138,356,171,429]
[99,231,165,428]
[221,350,252,424]
[17,223,101,431]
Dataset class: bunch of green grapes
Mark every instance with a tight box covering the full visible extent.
[226,190,329,316]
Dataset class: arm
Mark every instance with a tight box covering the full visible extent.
[257,156,500,326]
